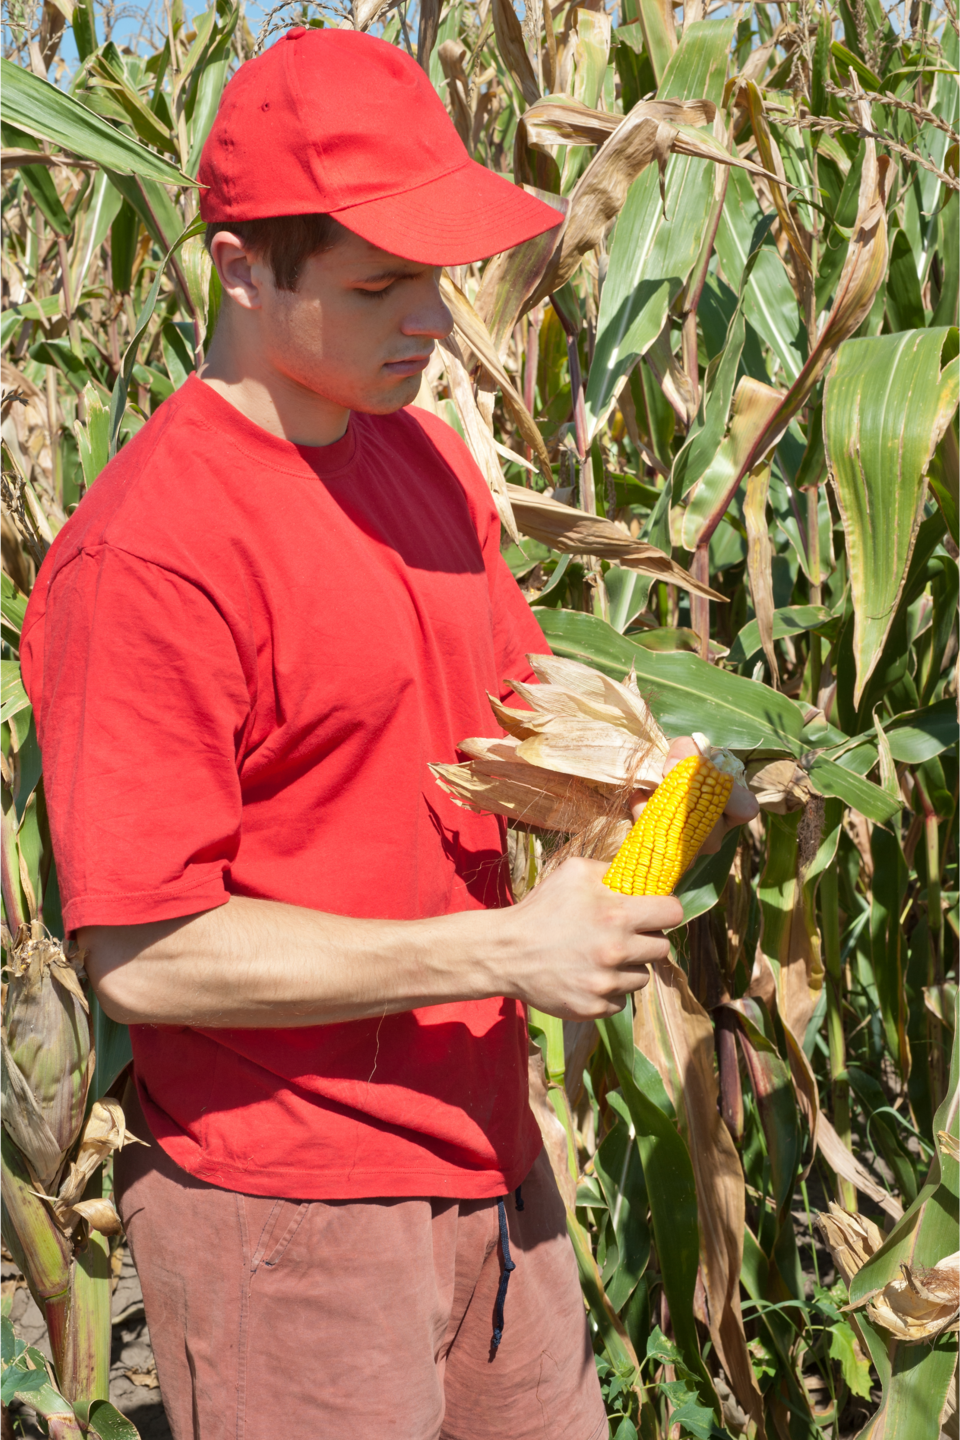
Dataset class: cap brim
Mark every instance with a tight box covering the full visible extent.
[328,159,563,265]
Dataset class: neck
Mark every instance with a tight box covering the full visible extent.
[198,309,350,448]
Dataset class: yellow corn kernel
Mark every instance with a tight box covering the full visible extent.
[602,754,734,897]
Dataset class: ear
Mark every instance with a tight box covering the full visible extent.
[209,231,269,311]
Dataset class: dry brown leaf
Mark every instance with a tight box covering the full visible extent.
[730,81,812,281]
[644,323,699,428]
[440,275,553,483]
[817,1116,904,1221]
[506,484,725,598]
[124,1364,160,1390]
[491,0,540,107]
[527,1046,578,1212]
[523,100,785,310]
[634,960,765,1433]
[440,338,521,544]
[744,465,780,688]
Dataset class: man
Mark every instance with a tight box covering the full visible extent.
[22,28,756,1440]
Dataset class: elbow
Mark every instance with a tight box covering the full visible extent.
[77,926,156,1025]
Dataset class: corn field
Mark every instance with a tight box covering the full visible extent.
[1,0,958,1434]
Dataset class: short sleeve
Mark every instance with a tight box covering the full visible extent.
[22,546,252,932]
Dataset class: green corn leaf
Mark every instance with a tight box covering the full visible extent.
[810,10,831,122]
[85,1399,143,1440]
[635,0,677,85]
[805,754,902,823]
[72,170,124,296]
[74,384,111,490]
[676,828,740,922]
[825,328,959,709]
[884,699,959,764]
[0,59,189,186]
[1,659,30,724]
[714,166,807,385]
[885,229,926,333]
[597,1009,717,1412]
[1,575,28,648]
[727,605,834,666]
[533,607,805,752]
[827,1319,874,1399]
[584,20,734,441]
[71,0,99,62]
[19,164,71,236]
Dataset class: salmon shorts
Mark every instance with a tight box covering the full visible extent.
[116,1084,607,1440]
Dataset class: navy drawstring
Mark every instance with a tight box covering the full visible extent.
[491,1185,524,1352]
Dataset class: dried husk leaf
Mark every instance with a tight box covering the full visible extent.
[506,485,725,598]
[69,1197,123,1237]
[431,737,617,832]
[816,1205,956,1339]
[516,719,662,788]
[33,1099,145,1234]
[746,759,812,813]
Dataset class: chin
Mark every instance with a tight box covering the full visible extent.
[353,377,424,415]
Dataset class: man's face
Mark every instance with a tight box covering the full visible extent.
[245,227,454,415]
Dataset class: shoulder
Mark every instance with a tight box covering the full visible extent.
[22,379,233,648]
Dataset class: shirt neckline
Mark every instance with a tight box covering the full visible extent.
[186,374,359,476]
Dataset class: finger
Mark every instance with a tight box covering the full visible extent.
[617,894,685,933]
[724,781,759,824]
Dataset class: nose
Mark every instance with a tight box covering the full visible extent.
[400,272,453,342]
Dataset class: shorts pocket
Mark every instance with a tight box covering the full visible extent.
[248,1198,309,1272]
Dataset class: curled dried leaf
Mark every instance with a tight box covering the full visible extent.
[506,485,725,598]
[70,1197,124,1237]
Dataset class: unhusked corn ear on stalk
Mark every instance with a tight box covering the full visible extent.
[603,736,744,897]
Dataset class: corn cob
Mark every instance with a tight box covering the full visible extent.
[603,737,744,897]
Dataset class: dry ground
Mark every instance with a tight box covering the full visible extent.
[3,1247,172,1439]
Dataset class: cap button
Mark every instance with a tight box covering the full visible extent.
[286,25,306,38]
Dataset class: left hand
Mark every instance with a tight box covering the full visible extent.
[627,736,759,859]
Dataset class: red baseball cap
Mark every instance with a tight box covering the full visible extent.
[198,28,561,266]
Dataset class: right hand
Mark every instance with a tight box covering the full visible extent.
[497,856,683,1021]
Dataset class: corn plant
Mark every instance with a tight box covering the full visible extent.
[1,0,958,1435]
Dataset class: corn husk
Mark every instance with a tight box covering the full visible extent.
[31,1099,145,1237]
[816,1203,960,1343]
[2,925,92,1194]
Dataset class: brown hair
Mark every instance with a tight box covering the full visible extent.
[204,213,342,292]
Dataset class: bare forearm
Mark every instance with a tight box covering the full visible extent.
[80,896,508,1028]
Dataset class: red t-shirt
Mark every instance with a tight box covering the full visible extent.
[21,374,546,1200]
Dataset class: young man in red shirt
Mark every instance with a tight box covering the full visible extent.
[22,28,755,1440]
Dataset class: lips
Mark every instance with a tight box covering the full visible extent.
[382,354,432,377]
